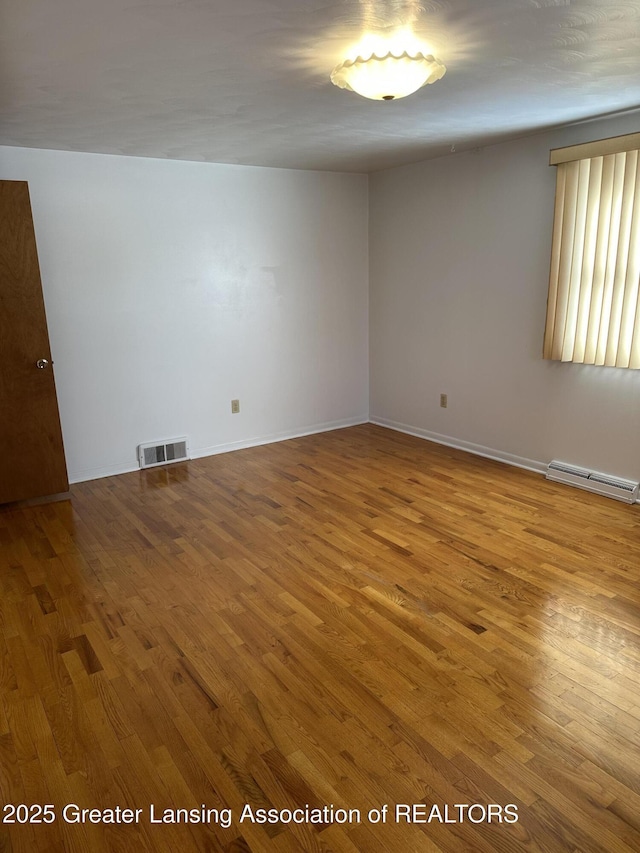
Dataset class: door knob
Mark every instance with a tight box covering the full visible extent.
[36,358,49,369]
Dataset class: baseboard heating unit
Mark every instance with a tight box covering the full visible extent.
[546,461,639,504]
[138,437,189,469]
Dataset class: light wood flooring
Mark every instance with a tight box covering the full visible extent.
[1,424,639,852]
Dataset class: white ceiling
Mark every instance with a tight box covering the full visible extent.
[2,0,640,173]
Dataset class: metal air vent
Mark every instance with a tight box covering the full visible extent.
[546,461,638,504]
[138,437,189,469]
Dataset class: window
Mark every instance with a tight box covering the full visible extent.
[543,131,640,369]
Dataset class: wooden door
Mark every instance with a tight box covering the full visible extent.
[0,180,68,503]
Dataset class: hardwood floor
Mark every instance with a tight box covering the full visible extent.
[1,423,639,852]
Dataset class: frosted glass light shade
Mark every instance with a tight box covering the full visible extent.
[330,51,446,101]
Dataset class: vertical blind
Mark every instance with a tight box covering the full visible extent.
[544,135,640,369]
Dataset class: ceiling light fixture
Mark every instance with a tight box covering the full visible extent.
[330,50,446,101]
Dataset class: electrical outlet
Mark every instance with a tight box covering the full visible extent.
[231,399,240,414]
[440,393,448,408]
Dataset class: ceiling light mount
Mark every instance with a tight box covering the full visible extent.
[330,50,446,101]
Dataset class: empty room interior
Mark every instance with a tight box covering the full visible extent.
[1,1,640,851]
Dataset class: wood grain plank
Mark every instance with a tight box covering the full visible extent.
[0,424,639,851]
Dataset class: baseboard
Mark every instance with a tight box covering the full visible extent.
[68,415,369,484]
[370,416,547,475]
[191,416,369,460]
[69,462,141,485]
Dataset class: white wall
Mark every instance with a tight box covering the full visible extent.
[0,147,369,482]
[370,115,640,481]
[4,114,640,489]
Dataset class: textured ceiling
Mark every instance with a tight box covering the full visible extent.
[2,0,640,172]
